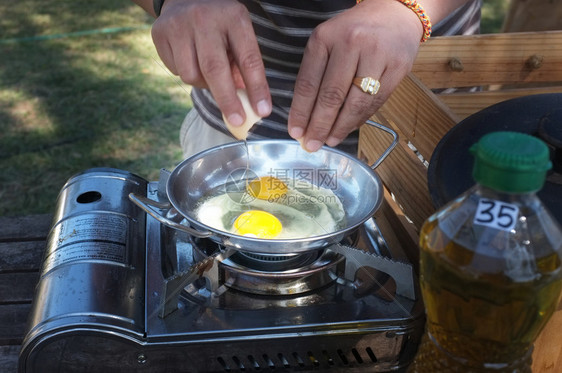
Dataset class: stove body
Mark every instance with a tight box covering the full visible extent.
[19,169,424,372]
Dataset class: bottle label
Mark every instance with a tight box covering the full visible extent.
[473,198,519,231]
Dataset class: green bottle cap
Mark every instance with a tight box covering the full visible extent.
[470,131,552,193]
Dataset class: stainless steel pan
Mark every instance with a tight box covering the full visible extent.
[130,120,397,253]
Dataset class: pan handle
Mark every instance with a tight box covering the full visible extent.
[364,120,399,170]
[128,193,213,238]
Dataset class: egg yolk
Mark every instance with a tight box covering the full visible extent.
[247,176,288,200]
[233,210,283,239]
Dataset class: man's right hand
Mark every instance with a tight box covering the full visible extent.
[151,0,272,127]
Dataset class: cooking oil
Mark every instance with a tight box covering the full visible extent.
[415,218,562,371]
[411,132,562,372]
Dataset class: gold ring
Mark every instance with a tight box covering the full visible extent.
[352,76,380,95]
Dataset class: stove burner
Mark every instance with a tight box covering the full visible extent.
[191,236,345,296]
[221,250,345,296]
[230,250,321,271]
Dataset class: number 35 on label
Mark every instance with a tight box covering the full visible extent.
[474,198,519,231]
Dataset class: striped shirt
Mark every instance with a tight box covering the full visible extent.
[191,0,481,153]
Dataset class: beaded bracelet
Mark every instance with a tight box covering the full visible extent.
[356,0,432,43]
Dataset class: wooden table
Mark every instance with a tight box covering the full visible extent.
[1,214,561,372]
[0,214,52,373]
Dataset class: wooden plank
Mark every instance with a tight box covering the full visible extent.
[0,345,20,373]
[0,214,52,242]
[360,116,435,231]
[0,272,39,304]
[438,85,562,120]
[375,73,459,163]
[0,215,49,372]
[0,303,32,345]
[0,240,45,273]
[412,31,562,89]
[373,190,419,271]
[361,73,457,231]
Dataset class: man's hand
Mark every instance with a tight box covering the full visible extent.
[151,0,272,127]
[288,0,423,152]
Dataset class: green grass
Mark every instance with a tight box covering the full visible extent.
[0,0,508,217]
[481,0,510,34]
[0,0,191,216]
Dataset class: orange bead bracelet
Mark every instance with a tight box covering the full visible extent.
[356,0,432,43]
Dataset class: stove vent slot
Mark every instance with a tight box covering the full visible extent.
[322,350,334,366]
[337,349,348,365]
[247,355,260,370]
[366,347,378,363]
[292,352,305,367]
[217,357,230,371]
[277,353,290,368]
[262,354,275,369]
[216,346,380,371]
[351,348,363,364]
[307,351,319,367]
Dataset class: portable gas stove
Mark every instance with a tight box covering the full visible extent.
[19,168,424,372]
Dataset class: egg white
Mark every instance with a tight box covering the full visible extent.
[195,180,345,239]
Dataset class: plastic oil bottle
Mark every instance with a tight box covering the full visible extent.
[411,131,562,372]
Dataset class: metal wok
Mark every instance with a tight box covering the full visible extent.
[130,120,397,254]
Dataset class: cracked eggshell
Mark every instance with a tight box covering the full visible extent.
[222,89,262,140]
